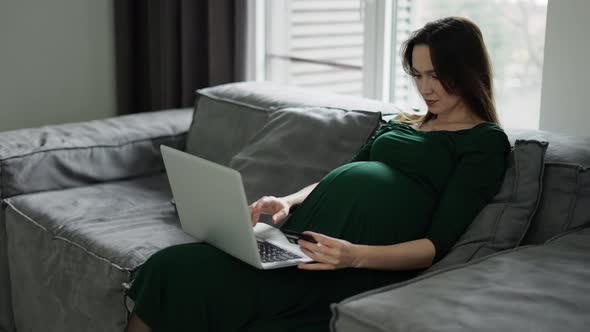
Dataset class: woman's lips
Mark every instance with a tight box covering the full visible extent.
[425,100,437,106]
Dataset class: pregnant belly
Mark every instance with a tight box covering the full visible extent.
[320,161,434,204]
[288,161,438,245]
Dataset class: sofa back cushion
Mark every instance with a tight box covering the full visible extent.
[521,163,590,245]
[426,140,547,272]
[0,109,191,199]
[185,82,401,166]
[506,128,590,244]
[228,107,381,204]
[185,93,269,166]
[506,127,590,164]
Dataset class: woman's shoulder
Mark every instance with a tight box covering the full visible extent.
[468,122,510,152]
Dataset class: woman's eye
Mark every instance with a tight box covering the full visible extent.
[432,75,439,80]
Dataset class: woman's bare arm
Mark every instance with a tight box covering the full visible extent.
[297,234,436,271]
[249,182,319,224]
[354,238,436,270]
[282,182,319,207]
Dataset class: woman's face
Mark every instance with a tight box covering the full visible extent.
[411,44,464,117]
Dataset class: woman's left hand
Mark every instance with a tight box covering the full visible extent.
[297,231,363,270]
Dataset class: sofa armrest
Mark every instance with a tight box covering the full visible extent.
[331,226,590,332]
[0,108,192,199]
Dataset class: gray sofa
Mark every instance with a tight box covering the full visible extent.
[1,82,588,332]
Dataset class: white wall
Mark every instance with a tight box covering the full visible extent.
[0,0,116,132]
[539,0,590,136]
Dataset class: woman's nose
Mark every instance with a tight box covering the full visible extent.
[417,77,434,95]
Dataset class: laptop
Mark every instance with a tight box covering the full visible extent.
[160,145,313,269]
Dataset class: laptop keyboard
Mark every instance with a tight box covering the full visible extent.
[257,241,301,263]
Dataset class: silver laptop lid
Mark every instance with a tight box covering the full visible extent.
[160,145,262,269]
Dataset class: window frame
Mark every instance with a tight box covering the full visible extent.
[245,0,266,82]
[248,0,396,101]
[362,0,395,101]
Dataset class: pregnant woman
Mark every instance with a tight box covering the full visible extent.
[126,16,510,332]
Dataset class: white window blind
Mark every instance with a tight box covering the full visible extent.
[391,0,414,106]
[266,0,365,96]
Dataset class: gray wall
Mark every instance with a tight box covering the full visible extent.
[0,0,116,132]
[539,0,589,136]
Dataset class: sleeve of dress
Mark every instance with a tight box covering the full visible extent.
[348,122,396,163]
[425,129,511,263]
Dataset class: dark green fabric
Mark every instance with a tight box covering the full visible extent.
[345,121,510,261]
[128,120,509,331]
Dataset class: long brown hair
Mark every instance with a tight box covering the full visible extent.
[397,17,500,125]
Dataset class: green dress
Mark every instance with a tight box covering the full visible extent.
[128,121,510,331]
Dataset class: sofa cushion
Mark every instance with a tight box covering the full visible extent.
[185,91,269,167]
[0,109,191,199]
[0,209,15,332]
[425,140,547,272]
[4,173,195,332]
[185,82,401,167]
[332,226,590,332]
[521,163,590,244]
[227,107,381,204]
[506,127,590,165]
[5,173,193,270]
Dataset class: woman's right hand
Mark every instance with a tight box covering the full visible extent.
[248,196,291,226]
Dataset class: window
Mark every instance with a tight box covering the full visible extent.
[250,0,548,129]
[265,0,366,96]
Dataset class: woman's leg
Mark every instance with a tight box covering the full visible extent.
[127,242,261,331]
[126,242,396,332]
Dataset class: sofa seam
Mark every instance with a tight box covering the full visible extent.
[198,88,393,116]
[545,223,590,243]
[562,166,580,231]
[516,145,548,246]
[197,90,276,112]
[482,157,515,256]
[513,139,549,147]
[465,204,506,261]
[467,144,519,260]
[544,161,589,170]
[468,202,508,260]
[4,201,131,272]
[3,171,169,203]
[308,105,385,116]
[0,132,188,162]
